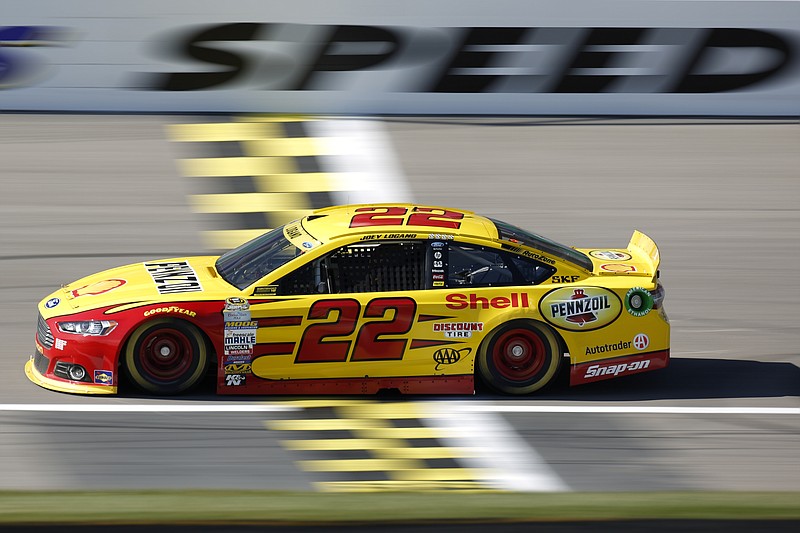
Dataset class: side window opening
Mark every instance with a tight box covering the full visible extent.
[507,254,556,285]
[277,241,425,295]
[447,242,555,288]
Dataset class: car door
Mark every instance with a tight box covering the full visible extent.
[248,239,444,381]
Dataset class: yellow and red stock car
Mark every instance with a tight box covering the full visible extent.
[27,204,669,396]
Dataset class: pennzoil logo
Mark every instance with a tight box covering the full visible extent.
[539,287,622,332]
[433,347,471,370]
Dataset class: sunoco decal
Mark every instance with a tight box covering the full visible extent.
[145,261,203,295]
[539,287,622,332]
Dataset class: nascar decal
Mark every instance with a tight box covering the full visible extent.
[144,261,202,295]
[539,287,621,332]
[223,297,251,321]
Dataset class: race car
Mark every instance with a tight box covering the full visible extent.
[27,204,669,396]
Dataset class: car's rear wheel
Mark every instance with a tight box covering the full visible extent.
[478,320,561,395]
[124,318,208,395]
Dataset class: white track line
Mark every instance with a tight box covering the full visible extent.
[450,404,800,415]
[0,403,796,415]
[0,404,298,413]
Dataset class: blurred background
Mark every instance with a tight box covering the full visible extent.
[1,0,799,528]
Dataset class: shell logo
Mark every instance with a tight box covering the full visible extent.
[539,287,622,332]
[71,279,126,298]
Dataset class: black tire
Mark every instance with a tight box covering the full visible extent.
[124,318,208,395]
[477,320,561,395]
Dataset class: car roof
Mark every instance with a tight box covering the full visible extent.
[300,204,499,243]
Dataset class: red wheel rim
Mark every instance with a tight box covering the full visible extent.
[491,329,546,381]
[138,328,194,381]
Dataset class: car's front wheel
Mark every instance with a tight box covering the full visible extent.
[124,318,208,395]
[477,320,561,395]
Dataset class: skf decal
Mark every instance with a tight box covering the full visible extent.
[433,322,483,338]
[144,306,197,318]
[145,261,202,295]
[71,279,126,297]
[552,275,580,283]
[446,292,530,310]
[433,347,471,370]
[540,287,622,332]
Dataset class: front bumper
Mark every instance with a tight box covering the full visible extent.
[25,356,117,395]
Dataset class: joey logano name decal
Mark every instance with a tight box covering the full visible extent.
[539,287,622,331]
[144,261,203,295]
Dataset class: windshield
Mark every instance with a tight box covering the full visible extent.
[215,227,303,289]
[490,218,593,271]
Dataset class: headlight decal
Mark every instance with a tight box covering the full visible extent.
[56,320,118,336]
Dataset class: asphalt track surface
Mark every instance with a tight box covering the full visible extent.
[0,116,798,502]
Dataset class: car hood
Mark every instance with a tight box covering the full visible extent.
[39,256,232,316]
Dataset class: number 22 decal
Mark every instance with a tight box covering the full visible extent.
[295,297,417,363]
[349,206,464,229]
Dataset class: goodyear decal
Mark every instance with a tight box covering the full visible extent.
[539,287,622,332]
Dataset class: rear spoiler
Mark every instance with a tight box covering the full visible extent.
[627,230,660,282]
